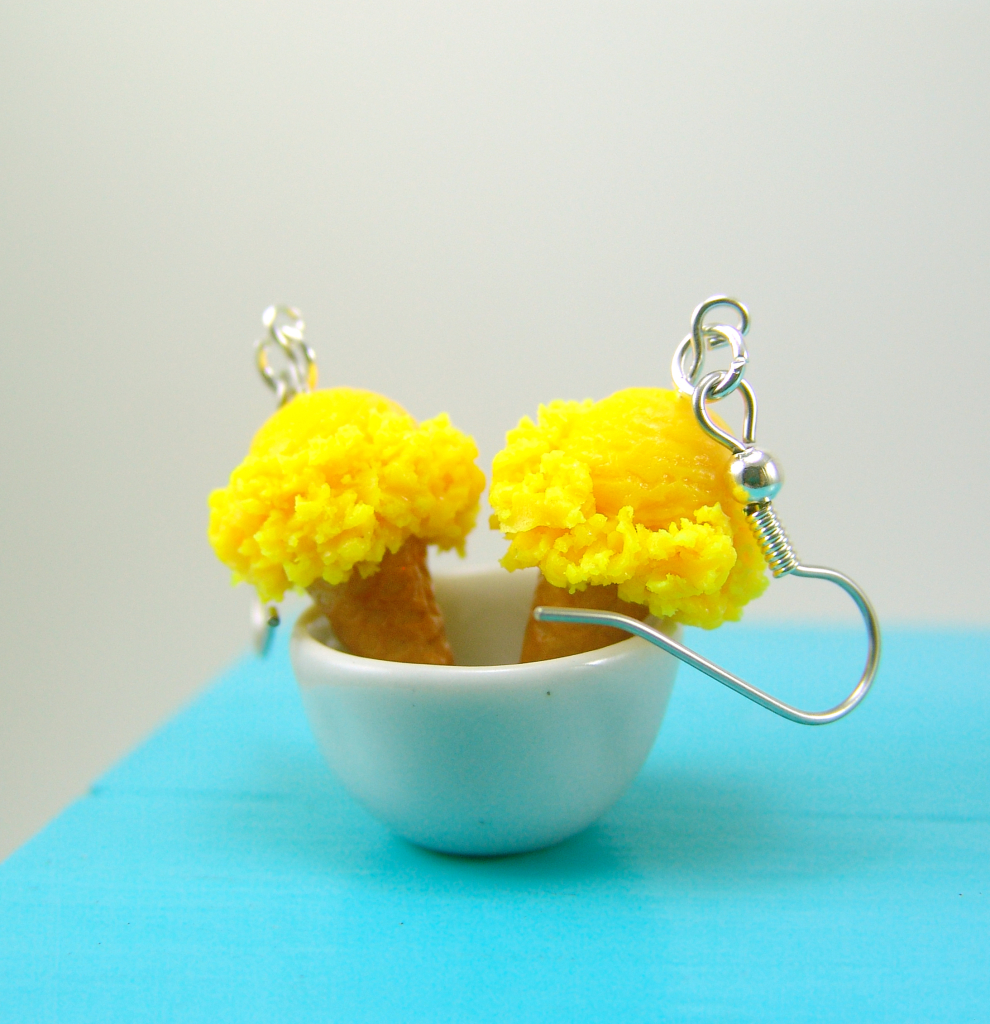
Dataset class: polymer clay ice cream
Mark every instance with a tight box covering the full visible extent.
[209,387,485,664]
[490,387,768,662]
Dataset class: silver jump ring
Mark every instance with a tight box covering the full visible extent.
[693,371,758,454]
[702,324,749,399]
[672,333,701,396]
[255,305,317,406]
[672,324,748,399]
[676,296,750,387]
[672,296,750,397]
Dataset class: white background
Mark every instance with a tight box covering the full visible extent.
[2,2,988,860]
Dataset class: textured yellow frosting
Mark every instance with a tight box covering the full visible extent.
[489,387,768,628]
[209,388,486,603]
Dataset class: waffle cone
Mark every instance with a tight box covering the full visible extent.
[308,537,454,665]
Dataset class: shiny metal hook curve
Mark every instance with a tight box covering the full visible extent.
[692,295,750,351]
[533,566,880,725]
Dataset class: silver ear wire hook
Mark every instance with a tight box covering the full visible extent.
[249,304,319,655]
[535,297,881,725]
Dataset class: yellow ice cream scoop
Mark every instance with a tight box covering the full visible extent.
[210,387,485,604]
[490,386,768,644]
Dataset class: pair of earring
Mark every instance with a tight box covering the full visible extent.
[247,297,880,726]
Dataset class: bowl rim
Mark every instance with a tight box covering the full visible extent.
[290,566,676,689]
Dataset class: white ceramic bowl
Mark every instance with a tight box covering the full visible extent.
[290,566,679,856]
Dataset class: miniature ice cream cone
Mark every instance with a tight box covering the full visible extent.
[209,387,485,664]
[490,388,768,662]
[307,536,453,664]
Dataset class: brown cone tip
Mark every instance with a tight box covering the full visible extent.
[520,575,651,663]
[308,536,454,665]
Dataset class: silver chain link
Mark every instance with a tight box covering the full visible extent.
[671,296,750,400]
[255,305,317,406]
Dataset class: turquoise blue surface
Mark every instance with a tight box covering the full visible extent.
[2,625,987,1022]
